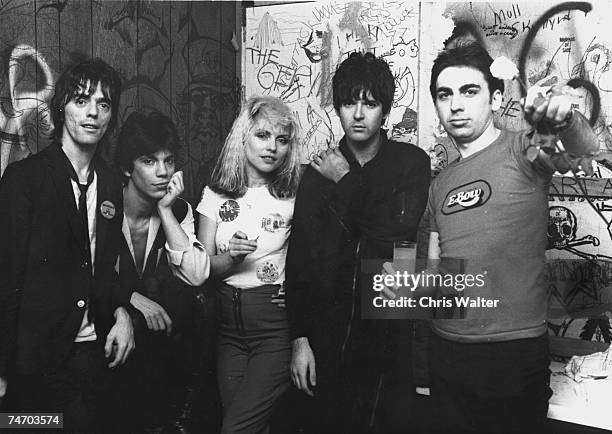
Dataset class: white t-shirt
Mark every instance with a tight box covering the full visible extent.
[197,185,294,289]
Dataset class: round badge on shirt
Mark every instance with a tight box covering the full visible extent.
[257,261,279,283]
[219,199,240,222]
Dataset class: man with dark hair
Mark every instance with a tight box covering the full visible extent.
[421,43,599,432]
[50,58,123,139]
[0,58,134,431]
[286,52,430,432]
[110,111,209,431]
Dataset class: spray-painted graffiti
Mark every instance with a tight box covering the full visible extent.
[177,31,237,200]
[101,2,238,200]
[546,256,612,342]
[0,1,239,206]
[245,2,420,161]
[0,44,55,177]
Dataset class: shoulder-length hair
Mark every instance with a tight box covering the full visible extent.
[51,58,122,140]
[209,96,301,199]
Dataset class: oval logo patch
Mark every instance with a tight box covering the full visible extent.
[441,180,492,215]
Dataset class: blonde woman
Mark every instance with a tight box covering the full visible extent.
[196,96,301,433]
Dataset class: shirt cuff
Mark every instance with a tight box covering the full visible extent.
[165,237,205,266]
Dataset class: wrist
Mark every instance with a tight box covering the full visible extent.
[292,336,310,348]
[114,306,129,321]
[157,202,173,214]
[130,290,142,303]
[226,251,241,265]
[334,169,350,184]
[551,108,573,132]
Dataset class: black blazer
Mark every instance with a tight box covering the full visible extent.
[0,142,129,377]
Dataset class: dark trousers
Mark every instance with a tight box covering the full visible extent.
[217,283,291,434]
[106,301,203,432]
[305,306,422,434]
[16,341,108,433]
[305,305,352,434]
[429,332,552,434]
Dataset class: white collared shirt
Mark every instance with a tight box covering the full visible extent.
[120,201,210,285]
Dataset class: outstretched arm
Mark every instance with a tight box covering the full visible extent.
[524,85,599,170]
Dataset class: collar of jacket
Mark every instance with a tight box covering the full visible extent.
[338,128,389,169]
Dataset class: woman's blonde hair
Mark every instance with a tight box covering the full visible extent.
[209,96,302,199]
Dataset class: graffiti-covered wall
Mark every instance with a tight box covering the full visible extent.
[244,1,612,345]
[0,0,239,202]
[243,1,420,162]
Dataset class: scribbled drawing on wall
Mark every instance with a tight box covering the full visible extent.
[546,254,612,344]
[299,97,335,161]
[299,29,327,63]
[104,0,173,88]
[0,44,55,177]
[547,205,604,258]
[425,142,449,176]
[391,65,416,109]
[420,2,612,172]
[244,2,421,162]
[545,200,612,335]
[390,107,417,144]
[571,41,612,168]
[548,312,612,343]
[255,12,283,49]
[178,32,237,197]
[98,2,239,200]
[548,259,605,306]
[598,201,612,243]
[0,0,239,206]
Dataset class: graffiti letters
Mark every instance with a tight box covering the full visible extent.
[493,4,522,26]
[257,62,312,102]
[550,177,612,200]
[498,97,522,118]
[246,47,280,65]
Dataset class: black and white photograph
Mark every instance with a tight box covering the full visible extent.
[0,1,611,433]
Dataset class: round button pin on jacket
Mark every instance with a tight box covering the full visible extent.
[100,200,116,219]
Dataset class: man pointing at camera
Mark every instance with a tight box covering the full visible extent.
[406,43,599,433]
